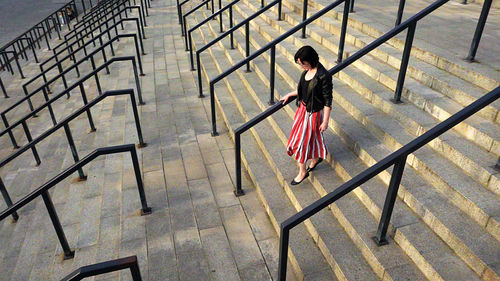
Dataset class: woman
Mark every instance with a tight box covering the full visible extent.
[280,46,333,185]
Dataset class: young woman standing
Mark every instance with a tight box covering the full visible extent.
[280,46,333,185]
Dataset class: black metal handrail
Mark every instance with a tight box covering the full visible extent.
[0,88,146,226]
[187,0,240,69]
[66,0,144,44]
[53,7,145,57]
[68,0,143,44]
[195,0,283,99]
[276,86,499,280]
[1,56,144,151]
[206,0,350,136]
[60,256,144,281]
[182,0,212,38]
[0,143,151,259]
[39,17,145,79]
[21,33,144,116]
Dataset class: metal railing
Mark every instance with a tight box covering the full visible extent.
[0,143,151,259]
[53,7,145,58]
[1,56,144,151]
[347,0,491,61]
[182,0,213,38]
[276,86,500,280]
[65,0,145,43]
[206,0,499,278]
[195,0,284,99]
[23,33,144,109]
[186,0,240,58]
[60,256,144,281]
[40,17,145,80]
[206,0,350,137]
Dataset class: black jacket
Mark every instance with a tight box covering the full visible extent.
[296,62,333,113]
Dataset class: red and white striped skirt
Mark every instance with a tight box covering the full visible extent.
[286,102,328,164]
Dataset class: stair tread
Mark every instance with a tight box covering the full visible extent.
[198,5,500,279]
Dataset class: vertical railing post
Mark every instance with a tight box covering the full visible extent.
[219,0,223,33]
[128,90,147,147]
[349,0,355,12]
[42,87,57,125]
[13,52,25,79]
[189,31,196,70]
[277,225,290,281]
[210,82,218,136]
[465,0,492,62]
[0,78,7,98]
[230,6,234,49]
[269,45,276,105]
[184,15,189,50]
[89,56,103,94]
[245,22,251,72]
[278,0,282,20]
[0,177,19,221]
[337,0,350,63]
[197,53,204,97]
[373,155,407,246]
[234,132,244,196]
[130,147,152,215]
[130,258,144,281]
[392,21,415,104]
[1,114,19,148]
[41,191,75,259]
[21,120,41,166]
[301,0,308,38]
[63,124,87,180]
[78,84,97,132]
[131,59,145,105]
[395,0,406,26]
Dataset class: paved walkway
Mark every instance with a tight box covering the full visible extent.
[0,1,291,280]
[340,0,500,70]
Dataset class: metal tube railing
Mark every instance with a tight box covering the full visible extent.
[0,144,151,259]
[187,0,240,70]
[207,0,348,136]
[22,33,143,114]
[0,88,146,186]
[182,0,212,39]
[55,6,145,57]
[277,86,499,280]
[39,17,145,81]
[0,56,144,152]
[195,0,283,99]
[60,256,143,281]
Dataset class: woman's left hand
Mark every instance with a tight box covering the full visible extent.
[319,121,328,132]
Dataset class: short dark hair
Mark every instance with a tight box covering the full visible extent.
[294,46,319,68]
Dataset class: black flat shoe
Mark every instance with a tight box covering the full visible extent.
[291,172,309,185]
[306,158,323,172]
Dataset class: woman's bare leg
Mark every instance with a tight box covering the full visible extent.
[309,157,319,169]
[294,162,308,182]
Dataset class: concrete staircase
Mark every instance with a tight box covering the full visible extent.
[185,0,500,279]
[0,1,298,280]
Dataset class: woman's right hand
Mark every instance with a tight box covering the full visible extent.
[280,94,290,104]
[280,91,296,104]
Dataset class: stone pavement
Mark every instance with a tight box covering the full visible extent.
[0,1,293,280]
[334,0,500,71]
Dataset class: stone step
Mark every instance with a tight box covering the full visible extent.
[236,0,500,160]
[273,0,500,125]
[190,6,499,280]
[191,8,429,281]
[229,0,500,243]
[229,5,500,278]
[191,16,339,280]
[298,0,500,93]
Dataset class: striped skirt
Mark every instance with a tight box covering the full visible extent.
[286,102,328,164]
